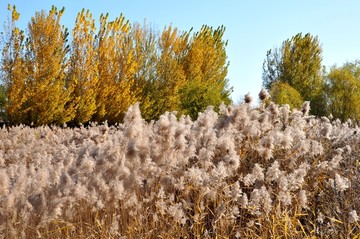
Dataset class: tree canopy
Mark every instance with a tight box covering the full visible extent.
[179,25,232,119]
[2,6,76,126]
[325,61,360,122]
[0,6,232,125]
[5,7,360,125]
[263,33,326,116]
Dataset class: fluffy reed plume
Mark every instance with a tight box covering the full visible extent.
[0,91,359,238]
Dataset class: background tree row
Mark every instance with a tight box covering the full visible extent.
[263,32,360,123]
[0,5,232,126]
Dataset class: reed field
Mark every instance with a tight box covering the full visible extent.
[0,94,359,238]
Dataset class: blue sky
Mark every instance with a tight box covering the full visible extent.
[1,1,360,103]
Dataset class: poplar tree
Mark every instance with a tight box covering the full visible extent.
[151,25,187,118]
[1,5,27,124]
[23,6,75,125]
[180,25,232,119]
[263,33,326,116]
[128,22,157,120]
[69,9,98,124]
[2,5,75,125]
[92,13,139,123]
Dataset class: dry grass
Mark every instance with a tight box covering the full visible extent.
[1,99,360,238]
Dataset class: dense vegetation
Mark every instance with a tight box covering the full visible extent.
[0,5,360,238]
[1,6,360,126]
[263,33,360,122]
[0,94,359,238]
[0,5,231,126]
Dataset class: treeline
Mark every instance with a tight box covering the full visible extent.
[263,33,360,123]
[2,6,359,127]
[0,5,232,126]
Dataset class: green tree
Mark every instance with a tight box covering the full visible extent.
[180,25,232,119]
[263,33,325,116]
[326,61,360,122]
[179,80,225,119]
[269,81,303,110]
[0,85,6,121]
[128,22,158,121]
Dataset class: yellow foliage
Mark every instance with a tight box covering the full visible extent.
[1,7,232,125]
[3,7,76,126]
[151,25,187,118]
[69,9,98,124]
[92,13,139,124]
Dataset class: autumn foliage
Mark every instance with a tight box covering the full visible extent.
[0,6,232,126]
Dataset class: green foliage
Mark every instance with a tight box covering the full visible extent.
[127,22,158,121]
[269,81,303,109]
[326,61,360,122]
[263,33,326,116]
[179,80,226,119]
[180,25,232,119]
[0,85,6,121]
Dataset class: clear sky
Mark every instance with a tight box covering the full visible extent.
[1,1,360,103]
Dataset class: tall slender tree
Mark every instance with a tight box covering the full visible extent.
[128,22,157,120]
[1,5,27,124]
[263,33,326,116]
[92,13,139,123]
[150,25,188,118]
[3,5,75,125]
[24,6,76,125]
[180,25,232,119]
[69,9,98,124]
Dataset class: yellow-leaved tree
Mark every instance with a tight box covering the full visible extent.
[3,5,76,126]
[92,13,140,124]
[68,9,98,124]
[1,5,27,124]
[150,25,188,119]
